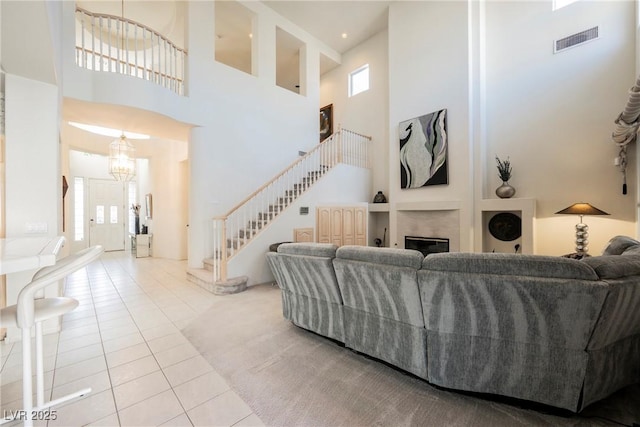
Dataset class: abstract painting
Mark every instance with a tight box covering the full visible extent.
[399,109,448,188]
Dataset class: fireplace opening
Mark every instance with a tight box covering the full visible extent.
[405,236,449,257]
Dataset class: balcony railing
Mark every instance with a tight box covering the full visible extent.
[75,7,187,95]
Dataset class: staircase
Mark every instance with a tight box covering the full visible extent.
[186,128,371,294]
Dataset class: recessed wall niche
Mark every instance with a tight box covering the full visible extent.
[276,27,304,94]
[215,1,254,75]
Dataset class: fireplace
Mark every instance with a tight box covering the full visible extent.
[405,236,449,257]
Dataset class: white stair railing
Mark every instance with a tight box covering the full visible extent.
[75,7,187,95]
[210,128,371,282]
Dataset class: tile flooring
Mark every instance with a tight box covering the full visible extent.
[0,252,264,426]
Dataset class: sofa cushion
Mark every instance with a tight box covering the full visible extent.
[336,246,424,269]
[581,254,640,279]
[602,235,640,256]
[422,252,599,280]
[278,242,338,258]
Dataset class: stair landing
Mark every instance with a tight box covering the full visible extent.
[186,267,248,295]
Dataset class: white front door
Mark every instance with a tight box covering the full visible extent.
[89,179,126,251]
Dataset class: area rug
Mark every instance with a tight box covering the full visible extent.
[181,285,640,426]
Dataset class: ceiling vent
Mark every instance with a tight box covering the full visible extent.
[554,26,599,53]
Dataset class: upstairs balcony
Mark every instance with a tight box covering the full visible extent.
[75,6,187,96]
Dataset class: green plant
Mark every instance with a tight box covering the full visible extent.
[495,156,512,182]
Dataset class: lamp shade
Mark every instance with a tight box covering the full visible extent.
[109,134,136,181]
[555,203,609,216]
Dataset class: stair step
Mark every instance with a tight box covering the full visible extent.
[186,268,248,295]
[237,229,251,239]
[227,238,246,249]
[258,212,276,221]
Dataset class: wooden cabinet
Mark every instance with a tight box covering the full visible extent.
[294,228,314,242]
[317,206,366,247]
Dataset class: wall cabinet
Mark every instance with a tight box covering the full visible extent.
[317,206,366,247]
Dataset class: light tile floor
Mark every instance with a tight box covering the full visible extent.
[0,252,265,427]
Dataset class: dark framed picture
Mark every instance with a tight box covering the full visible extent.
[399,108,448,188]
[320,104,333,142]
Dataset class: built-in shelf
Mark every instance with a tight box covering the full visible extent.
[477,198,536,254]
[368,203,390,212]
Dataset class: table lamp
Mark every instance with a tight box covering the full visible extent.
[555,203,610,256]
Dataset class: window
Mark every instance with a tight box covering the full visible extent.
[128,182,137,234]
[96,206,105,224]
[349,64,369,97]
[74,177,84,241]
[110,206,118,224]
[553,0,579,10]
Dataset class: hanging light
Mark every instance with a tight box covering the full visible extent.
[109,134,136,181]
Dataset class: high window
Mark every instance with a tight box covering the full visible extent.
[349,64,369,97]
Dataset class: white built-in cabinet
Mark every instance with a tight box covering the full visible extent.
[317,206,367,247]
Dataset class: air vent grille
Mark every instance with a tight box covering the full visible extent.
[554,26,599,53]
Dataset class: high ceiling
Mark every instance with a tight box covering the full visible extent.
[263,1,391,54]
[66,1,392,139]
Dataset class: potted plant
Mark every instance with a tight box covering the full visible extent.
[495,156,515,198]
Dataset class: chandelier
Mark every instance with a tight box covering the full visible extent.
[109,134,136,181]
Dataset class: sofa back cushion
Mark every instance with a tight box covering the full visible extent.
[268,243,342,304]
[423,252,598,280]
[333,246,425,327]
[419,252,607,350]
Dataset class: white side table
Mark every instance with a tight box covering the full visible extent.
[135,234,153,258]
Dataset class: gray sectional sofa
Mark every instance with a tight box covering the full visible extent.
[265,237,640,412]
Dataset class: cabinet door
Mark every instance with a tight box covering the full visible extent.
[342,208,355,246]
[294,227,314,242]
[316,207,332,244]
[330,208,343,246]
[354,207,367,246]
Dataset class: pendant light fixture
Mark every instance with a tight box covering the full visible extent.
[109,134,136,181]
[108,0,136,182]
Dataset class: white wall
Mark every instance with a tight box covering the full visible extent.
[320,30,389,199]
[4,73,62,339]
[4,74,60,239]
[388,1,473,250]
[484,0,636,254]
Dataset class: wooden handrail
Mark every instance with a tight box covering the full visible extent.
[213,133,341,220]
[342,128,373,140]
[76,6,188,54]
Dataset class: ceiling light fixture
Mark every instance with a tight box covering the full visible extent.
[341,33,348,39]
[109,134,136,181]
